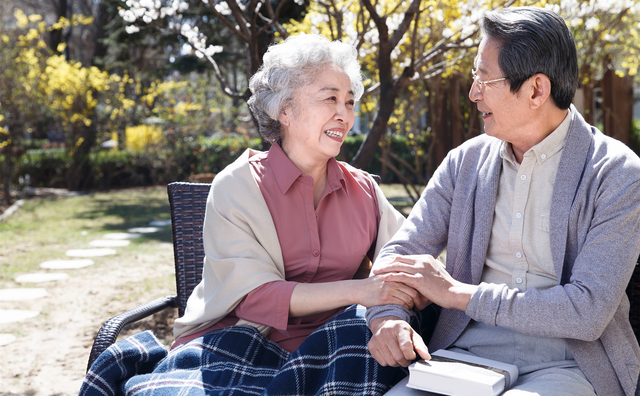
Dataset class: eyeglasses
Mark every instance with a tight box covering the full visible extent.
[471,69,507,92]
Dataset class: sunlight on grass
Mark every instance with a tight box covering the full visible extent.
[0,186,172,286]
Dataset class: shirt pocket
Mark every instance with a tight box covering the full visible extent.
[540,210,550,233]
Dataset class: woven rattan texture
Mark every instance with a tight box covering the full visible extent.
[626,257,640,342]
[168,182,211,317]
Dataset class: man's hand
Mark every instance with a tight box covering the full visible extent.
[367,316,430,367]
[373,255,477,311]
[358,275,430,310]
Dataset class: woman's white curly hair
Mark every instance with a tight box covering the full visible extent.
[248,34,364,143]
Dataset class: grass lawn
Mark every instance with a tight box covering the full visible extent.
[0,183,419,287]
[0,187,173,285]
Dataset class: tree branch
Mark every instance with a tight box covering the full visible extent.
[204,1,250,42]
[389,0,422,49]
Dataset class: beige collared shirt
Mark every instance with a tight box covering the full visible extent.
[481,110,572,290]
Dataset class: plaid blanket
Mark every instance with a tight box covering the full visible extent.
[80,304,438,396]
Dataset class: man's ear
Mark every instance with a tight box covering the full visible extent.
[529,74,552,109]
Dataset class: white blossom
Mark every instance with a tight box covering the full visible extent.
[125,25,141,33]
[585,17,599,30]
[215,2,232,15]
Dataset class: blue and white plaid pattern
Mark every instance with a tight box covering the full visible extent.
[80,304,437,396]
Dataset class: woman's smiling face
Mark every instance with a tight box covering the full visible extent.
[280,66,355,165]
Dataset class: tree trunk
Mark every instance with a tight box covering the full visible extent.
[91,3,112,66]
[450,75,464,149]
[601,69,633,145]
[49,0,68,53]
[66,123,97,191]
[350,82,397,170]
[350,27,410,170]
[430,76,450,173]
[3,141,13,206]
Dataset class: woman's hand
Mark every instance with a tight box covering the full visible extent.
[357,275,430,310]
[373,254,477,311]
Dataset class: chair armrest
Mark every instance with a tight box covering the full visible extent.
[86,295,179,372]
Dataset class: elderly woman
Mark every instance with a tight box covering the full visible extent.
[81,34,435,396]
[169,33,418,354]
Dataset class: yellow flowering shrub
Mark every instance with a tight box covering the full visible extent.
[125,125,163,151]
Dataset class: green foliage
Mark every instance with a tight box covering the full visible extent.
[12,134,428,189]
[15,136,263,190]
[340,134,430,182]
[631,118,640,154]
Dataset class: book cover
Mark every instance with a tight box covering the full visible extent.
[406,349,519,396]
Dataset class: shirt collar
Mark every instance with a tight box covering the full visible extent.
[266,142,348,195]
[500,109,572,165]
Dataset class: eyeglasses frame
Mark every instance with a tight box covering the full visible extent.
[471,69,507,92]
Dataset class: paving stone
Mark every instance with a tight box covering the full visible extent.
[40,259,94,269]
[0,288,48,302]
[88,239,130,248]
[66,248,117,257]
[15,273,69,283]
[0,334,16,346]
[149,220,171,227]
[0,309,40,324]
[127,227,162,233]
[103,232,142,240]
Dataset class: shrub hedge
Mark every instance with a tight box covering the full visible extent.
[7,134,429,191]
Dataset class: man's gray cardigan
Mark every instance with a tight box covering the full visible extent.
[375,108,640,396]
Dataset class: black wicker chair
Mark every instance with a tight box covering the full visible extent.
[86,182,211,372]
[86,181,640,372]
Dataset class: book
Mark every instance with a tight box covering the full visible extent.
[406,349,519,396]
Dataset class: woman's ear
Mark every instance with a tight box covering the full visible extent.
[279,109,290,127]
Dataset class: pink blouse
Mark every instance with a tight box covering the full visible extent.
[172,143,380,352]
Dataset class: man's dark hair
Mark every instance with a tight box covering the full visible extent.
[481,7,579,109]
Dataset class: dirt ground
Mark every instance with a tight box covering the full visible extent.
[0,223,178,396]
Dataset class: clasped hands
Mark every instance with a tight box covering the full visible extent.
[366,254,477,367]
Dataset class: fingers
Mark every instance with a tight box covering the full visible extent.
[373,261,418,275]
[412,330,430,360]
[377,280,421,309]
[368,318,419,367]
[414,294,431,311]
[373,254,439,275]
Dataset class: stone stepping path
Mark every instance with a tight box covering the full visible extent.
[0,309,40,324]
[40,259,94,269]
[128,227,162,233]
[0,333,16,346]
[149,220,171,227]
[89,239,130,248]
[15,273,69,283]
[103,232,142,240]
[66,248,117,257]
[0,288,48,302]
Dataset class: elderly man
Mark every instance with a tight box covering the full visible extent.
[367,6,640,396]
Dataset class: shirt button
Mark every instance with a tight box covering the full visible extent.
[516,213,522,219]
[303,278,309,283]
[516,277,523,284]
[312,250,319,257]
[520,174,527,181]
[516,252,522,259]
[541,154,547,160]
